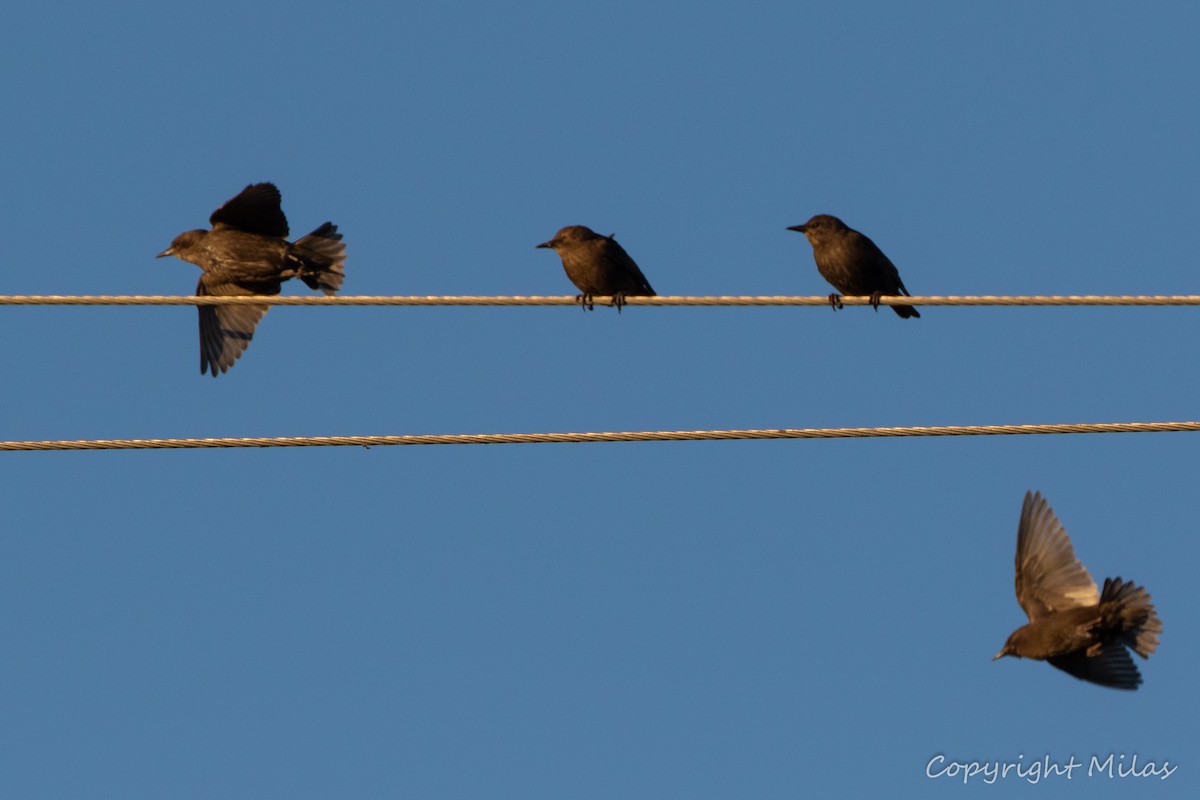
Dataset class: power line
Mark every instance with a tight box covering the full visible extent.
[3,420,1198,452]
[3,294,1200,307]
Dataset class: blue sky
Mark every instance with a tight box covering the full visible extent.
[1,2,1197,796]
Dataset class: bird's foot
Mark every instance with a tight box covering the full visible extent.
[612,292,627,313]
[869,291,883,312]
[575,293,595,311]
[827,293,844,311]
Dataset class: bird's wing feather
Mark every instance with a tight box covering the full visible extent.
[850,231,905,287]
[196,278,271,377]
[606,238,655,295]
[209,183,289,238]
[1015,491,1100,620]
[1047,641,1141,690]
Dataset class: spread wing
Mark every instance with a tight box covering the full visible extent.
[209,183,289,238]
[1015,491,1099,620]
[1048,642,1142,690]
[196,278,272,377]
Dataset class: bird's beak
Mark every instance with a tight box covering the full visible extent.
[992,649,1007,661]
[535,240,553,249]
[156,248,174,259]
[786,224,807,233]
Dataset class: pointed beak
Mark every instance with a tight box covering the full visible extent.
[535,240,553,249]
[156,247,174,259]
[786,224,806,234]
[992,649,1007,661]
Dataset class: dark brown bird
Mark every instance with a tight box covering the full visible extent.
[536,225,655,311]
[157,183,346,377]
[994,491,1162,690]
[786,214,919,318]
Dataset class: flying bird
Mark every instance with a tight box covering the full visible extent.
[158,182,346,376]
[787,214,919,318]
[536,225,655,311]
[994,491,1162,689]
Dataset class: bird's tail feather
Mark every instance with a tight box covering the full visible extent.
[1100,577,1162,658]
[893,284,920,318]
[292,222,346,295]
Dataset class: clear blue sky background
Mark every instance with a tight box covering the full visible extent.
[1,2,1196,796]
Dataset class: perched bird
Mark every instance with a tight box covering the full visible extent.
[157,182,346,377]
[786,214,919,318]
[536,225,656,311]
[994,491,1162,690]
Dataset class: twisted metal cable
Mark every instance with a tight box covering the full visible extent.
[3,294,1200,307]
[4,421,1198,452]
